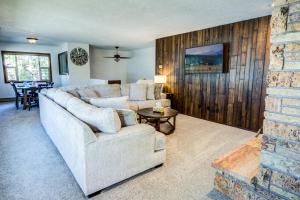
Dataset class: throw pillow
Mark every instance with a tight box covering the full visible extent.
[116,109,138,127]
[94,84,121,98]
[154,84,162,100]
[89,96,129,109]
[66,97,121,133]
[129,84,147,101]
[77,88,99,99]
[146,83,155,100]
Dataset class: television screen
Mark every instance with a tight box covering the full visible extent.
[58,51,68,75]
[184,43,228,74]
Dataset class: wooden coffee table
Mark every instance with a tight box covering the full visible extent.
[137,108,178,135]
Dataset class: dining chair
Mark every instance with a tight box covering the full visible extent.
[30,82,54,111]
[38,83,49,92]
[27,88,39,111]
[47,81,54,88]
[10,82,24,109]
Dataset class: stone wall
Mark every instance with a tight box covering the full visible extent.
[260,0,300,199]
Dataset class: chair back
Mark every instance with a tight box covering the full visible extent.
[10,82,18,96]
[38,82,54,92]
[47,81,54,87]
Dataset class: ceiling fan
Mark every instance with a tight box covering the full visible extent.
[104,46,130,62]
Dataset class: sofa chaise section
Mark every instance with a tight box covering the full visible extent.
[39,93,166,196]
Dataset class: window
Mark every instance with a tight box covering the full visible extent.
[2,51,52,83]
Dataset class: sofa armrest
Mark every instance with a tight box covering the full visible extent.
[85,124,160,193]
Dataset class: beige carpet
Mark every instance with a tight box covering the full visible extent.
[0,102,256,200]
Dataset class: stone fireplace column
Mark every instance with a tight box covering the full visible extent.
[258,0,300,199]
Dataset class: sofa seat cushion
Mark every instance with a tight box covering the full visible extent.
[160,99,171,108]
[154,132,166,151]
[94,84,121,98]
[89,96,129,109]
[129,84,147,101]
[53,90,74,108]
[116,109,138,127]
[128,104,139,112]
[128,99,171,110]
[66,97,121,133]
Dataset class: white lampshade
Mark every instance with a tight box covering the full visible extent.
[154,75,167,84]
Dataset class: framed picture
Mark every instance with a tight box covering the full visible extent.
[184,43,229,74]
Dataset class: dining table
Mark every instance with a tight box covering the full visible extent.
[15,84,39,110]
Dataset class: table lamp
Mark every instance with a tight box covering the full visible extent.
[154,75,167,94]
[154,75,167,84]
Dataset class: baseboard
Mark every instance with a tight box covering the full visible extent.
[0,98,14,102]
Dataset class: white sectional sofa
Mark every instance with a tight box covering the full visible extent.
[59,82,171,111]
[39,86,166,196]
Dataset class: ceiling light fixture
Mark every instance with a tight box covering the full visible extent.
[26,37,38,44]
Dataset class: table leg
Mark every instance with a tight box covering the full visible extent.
[138,115,142,123]
[173,116,176,128]
[23,89,27,110]
[156,119,160,132]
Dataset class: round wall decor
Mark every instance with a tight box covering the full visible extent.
[70,47,88,66]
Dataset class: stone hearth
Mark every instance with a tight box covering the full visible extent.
[212,0,300,199]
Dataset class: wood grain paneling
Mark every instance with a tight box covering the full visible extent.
[155,16,270,131]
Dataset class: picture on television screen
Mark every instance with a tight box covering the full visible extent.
[184,43,227,74]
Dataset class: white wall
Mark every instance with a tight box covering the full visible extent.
[127,46,155,83]
[90,46,156,84]
[90,47,130,84]
[60,42,91,86]
[0,42,61,98]
[0,42,156,98]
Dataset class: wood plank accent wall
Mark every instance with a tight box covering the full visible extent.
[155,16,271,131]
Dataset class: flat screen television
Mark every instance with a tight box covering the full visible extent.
[58,51,69,75]
[184,43,228,74]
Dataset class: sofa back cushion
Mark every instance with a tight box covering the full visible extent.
[120,84,130,96]
[146,83,155,100]
[94,84,121,98]
[46,88,58,100]
[90,96,129,109]
[136,80,157,100]
[53,90,74,108]
[136,79,154,84]
[66,97,121,133]
[77,88,99,98]
[129,84,147,101]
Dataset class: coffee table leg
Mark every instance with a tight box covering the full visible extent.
[139,115,142,123]
[173,116,176,128]
[156,119,160,132]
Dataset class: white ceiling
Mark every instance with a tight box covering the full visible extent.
[0,0,271,49]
